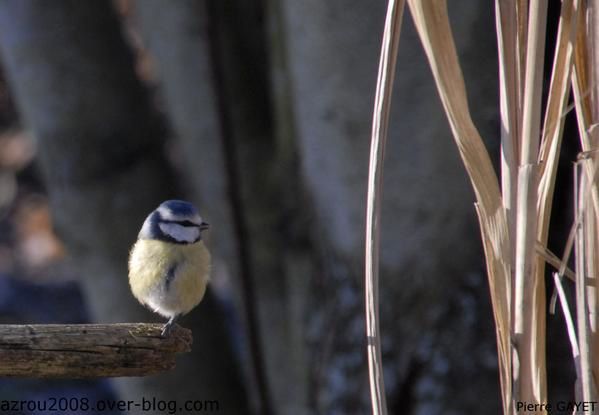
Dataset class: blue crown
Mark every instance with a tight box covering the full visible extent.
[159,200,199,216]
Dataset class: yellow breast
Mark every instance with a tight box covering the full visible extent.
[128,239,211,316]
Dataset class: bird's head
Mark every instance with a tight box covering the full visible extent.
[139,200,210,244]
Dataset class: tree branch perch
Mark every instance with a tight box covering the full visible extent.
[0,323,192,378]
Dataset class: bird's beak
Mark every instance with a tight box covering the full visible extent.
[199,222,210,231]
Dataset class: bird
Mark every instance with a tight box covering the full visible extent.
[128,200,211,336]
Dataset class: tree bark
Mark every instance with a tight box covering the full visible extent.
[0,323,191,378]
[0,1,248,414]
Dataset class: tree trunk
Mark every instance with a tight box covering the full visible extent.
[0,1,248,413]
[134,1,315,413]
[278,1,501,412]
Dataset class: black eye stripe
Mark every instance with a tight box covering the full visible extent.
[161,219,198,227]
[179,220,198,227]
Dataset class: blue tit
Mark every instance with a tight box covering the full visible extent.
[128,200,211,336]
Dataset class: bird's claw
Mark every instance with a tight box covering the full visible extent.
[160,315,179,337]
[161,322,173,337]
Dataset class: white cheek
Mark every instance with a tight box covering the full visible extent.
[159,223,200,243]
[157,206,177,221]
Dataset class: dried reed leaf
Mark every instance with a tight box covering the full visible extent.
[405,2,506,219]
[365,1,405,414]
[407,1,512,412]
[475,204,513,413]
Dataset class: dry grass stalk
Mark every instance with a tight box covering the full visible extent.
[535,242,576,283]
[572,0,599,388]
[406,0,512,411]
[574,163,595,401]
[496,0,521,240]
[512,1,548,407]
[537,0,579,237]
[408,0,583,412]
[574,155,599,399]
[551,271,580,366]
[572,7,599,223]
[516,0,529,88]
[592,0,599,121]
[551,270,584,409]
[369,0,599,411]
[543,0,583,319]
[364,1,405,413]
[496,0,580,409]
[583,166,599,391]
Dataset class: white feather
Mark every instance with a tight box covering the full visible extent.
[157,206,203,224]
[159,222,200,243]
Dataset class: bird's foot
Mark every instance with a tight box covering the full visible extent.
[160,315,180,337]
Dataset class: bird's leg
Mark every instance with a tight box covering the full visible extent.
[161,314,180,337]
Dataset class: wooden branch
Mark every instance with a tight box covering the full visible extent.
[0,323,192,378]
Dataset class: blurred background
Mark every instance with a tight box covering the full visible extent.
[0,1,577,414]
